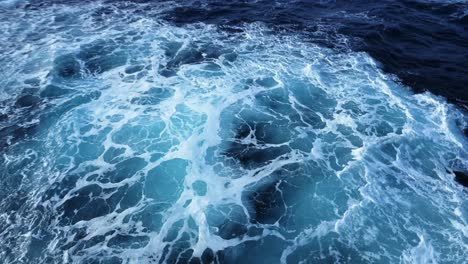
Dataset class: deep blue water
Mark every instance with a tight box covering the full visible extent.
[163,0,468,109]
[0,0,467,263]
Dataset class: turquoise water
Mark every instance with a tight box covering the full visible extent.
[0,1,467,263]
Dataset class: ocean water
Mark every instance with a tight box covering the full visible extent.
[0,1,467,264]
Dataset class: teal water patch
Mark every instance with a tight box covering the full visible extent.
[192,180,207,196]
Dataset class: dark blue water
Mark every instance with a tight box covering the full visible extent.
[0,0,467,263]
[161,0,468,109]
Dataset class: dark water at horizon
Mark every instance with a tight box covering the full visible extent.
[161,0,468,110]
[0,0,467,263]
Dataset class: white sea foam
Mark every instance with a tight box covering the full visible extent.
[0,1,466,264]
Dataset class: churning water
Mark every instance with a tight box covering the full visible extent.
[0,1,467,263]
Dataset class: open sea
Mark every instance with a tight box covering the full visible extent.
[0,0,467,263]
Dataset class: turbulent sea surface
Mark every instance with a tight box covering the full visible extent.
[0,0,467,263]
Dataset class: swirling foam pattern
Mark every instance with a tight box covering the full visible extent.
[0,1,467,264]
